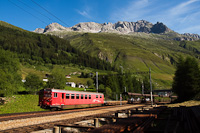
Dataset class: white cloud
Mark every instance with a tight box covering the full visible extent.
[76,5,92,19]
[173,10,200,34]
[110,0,151,21]
[77,10,91,18]
[110,0,200,34]
[168,0,200,17]
[178,25,200,34]
[160,0,200,34]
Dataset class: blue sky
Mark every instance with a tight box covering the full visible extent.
[1,0,200,34]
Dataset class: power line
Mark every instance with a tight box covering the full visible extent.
[17,0,54,22]
[8,0,48,25]
[31,0,70,27]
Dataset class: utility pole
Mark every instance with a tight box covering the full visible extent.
[120,66,123,74]
[96,72,98,93]
[142,81,144,95]
[120,94,122,105]
[149,68,153,106]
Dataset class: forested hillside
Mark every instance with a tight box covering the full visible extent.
[0,21,113,71]
[0,49,21,96]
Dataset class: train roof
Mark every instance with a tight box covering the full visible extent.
[42,88,104,95]
[127,92,159,97]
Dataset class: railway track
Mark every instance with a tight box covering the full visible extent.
[0,104,146,132]
[0,106,104,122]
[0,101,127,122]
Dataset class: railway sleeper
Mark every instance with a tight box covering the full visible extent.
[133,116,155,132]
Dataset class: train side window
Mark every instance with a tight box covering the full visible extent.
[81,94,84,99]
[96,95,98,98]
[89,95,91,99]
[100,95,102,98]
[54,93,57,98]
[85,95,87,99]
[76,94,79,99]
[66,94,70,99]
[71,94,75,99]
[62,93,64,99]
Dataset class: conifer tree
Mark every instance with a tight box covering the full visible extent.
[172,57,200,101]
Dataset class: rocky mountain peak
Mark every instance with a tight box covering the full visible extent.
[33,28,44,33]
[151,22,172,34]
[43,22,68,33]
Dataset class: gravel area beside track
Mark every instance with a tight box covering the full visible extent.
[0,104,144,131]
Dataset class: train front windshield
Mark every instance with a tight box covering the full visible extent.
[39,89,52,97]
[39,89,44,99]
[39,89,52,107]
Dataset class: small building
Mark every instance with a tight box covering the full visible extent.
[65,75,71,78]
[78,84,85,88]
[43,79,48,82]
[66,82,76,88]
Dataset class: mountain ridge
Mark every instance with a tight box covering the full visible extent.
[33,20,200,41]
[34,20,171,34]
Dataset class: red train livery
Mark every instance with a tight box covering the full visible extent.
[39,88,104,110]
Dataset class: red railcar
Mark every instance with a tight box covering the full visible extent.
[39,88,104,110]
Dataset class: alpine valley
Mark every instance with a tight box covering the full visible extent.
[1,20,200,89]
[33,20,200,89]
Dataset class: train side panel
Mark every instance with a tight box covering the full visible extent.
[39,88,104,109]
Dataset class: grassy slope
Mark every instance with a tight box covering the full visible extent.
[65,32,200,89]
[0,95,45,114]
[0,86,96,114]
[66,32,197,88]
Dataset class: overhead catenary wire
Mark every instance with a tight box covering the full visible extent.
[8,0,48,25]
[31,0,70,27]
[17,0,54,22]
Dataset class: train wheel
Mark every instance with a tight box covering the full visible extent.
[50,108,57,111]
[57,108,62,111]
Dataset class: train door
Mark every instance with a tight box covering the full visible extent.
[61,93,65,105]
